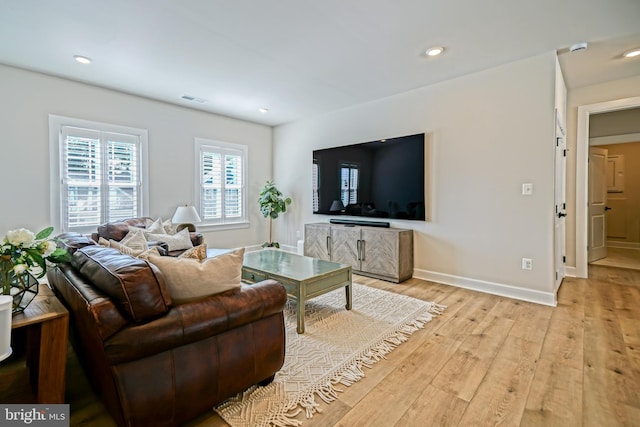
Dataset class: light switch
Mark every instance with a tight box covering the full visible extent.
[522,183,533,196]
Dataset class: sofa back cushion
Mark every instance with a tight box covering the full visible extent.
[96,217,152,241]
[72,245,172,322]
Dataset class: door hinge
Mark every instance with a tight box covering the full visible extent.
[563,255,566,263]
[563,149,567,157]
[562,202,566,210]
[556,272,558,280]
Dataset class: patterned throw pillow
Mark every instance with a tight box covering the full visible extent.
[145,227,193,252]
[178,243,208,261]
[109,239,140,256]
[137,246,161,260]
[162,219,177,235]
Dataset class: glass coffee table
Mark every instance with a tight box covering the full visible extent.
[242,250,352,333]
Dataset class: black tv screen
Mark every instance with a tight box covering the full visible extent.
[313,133,425,221]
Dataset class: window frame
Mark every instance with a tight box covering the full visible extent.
[49,115,149,234]
[194,138,249,231]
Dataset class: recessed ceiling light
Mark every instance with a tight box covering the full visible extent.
[623,48,640,58]
[425,46,444,57]
[258,108,269,114]
[73,55,92,64]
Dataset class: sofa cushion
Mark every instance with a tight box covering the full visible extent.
[72,246,172,322]
[148,248,244,304]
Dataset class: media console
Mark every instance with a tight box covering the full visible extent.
[304,222,413,283]
[329,218,390,228]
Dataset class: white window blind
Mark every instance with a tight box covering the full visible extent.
[312,160,319,212]
[55,122,145,233]
[197,139,247,225]
[340,163,359,206]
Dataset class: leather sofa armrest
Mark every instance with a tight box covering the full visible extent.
[103,280,287,365]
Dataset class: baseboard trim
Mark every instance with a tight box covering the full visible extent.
[413,269,557,307]
[607,241,640,250]
[565,266,578,278]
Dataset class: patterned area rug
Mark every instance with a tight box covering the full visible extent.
[214,283,446,427]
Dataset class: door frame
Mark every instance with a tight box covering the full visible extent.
[575,96,640,278]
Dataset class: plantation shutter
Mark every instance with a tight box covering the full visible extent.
[61,126,140,231]
[312,161,319,212]
[199,142,246,224]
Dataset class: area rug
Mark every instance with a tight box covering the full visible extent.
[214,283,446,427]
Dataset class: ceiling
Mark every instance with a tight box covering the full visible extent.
[1,0,639,126]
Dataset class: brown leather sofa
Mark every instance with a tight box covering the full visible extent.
[48,233,287,427]
[91,217,204,256]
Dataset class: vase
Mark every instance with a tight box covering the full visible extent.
[0,295,12,361]
[1,270,39,314]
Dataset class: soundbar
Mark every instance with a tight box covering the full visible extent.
[330,219,390,228]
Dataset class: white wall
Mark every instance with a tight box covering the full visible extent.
[273,52,559,304]
[0,64,272,248]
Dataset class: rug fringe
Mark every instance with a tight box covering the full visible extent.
[215,291,447,427]
[284,304,447,422]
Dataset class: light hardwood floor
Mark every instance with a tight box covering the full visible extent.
[2,266,639,426]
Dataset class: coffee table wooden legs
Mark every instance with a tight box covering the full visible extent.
[296,282,352,334]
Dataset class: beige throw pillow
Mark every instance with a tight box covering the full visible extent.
[137,246,161,260]
[149,248,244,304]
[146,227,193,252]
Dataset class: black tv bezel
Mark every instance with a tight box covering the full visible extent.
[312,133,426,222]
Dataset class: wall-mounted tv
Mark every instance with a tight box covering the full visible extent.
[313,133,425,221]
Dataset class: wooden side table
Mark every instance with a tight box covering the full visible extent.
[11,284,69,403]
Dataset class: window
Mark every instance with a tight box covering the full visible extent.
[312,159,320,212]
[195,138,248,227]
[49,116,148,234]
[340,163,359,206]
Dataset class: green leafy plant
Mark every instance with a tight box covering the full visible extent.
[258,180,292,248]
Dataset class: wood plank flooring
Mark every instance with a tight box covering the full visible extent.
[2,265,639,426]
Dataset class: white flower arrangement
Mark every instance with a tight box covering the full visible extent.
[0,227,71,296]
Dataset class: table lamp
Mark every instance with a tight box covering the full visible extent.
[329,200,345,212]
[172,205,202,232]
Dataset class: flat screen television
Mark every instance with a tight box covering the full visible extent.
[313,133,425,221]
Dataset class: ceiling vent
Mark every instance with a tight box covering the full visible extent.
[181,95,207,103]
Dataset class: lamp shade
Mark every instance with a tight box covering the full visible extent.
[329,200,345,212]
[0,295,12,362]
[172,205,202,224]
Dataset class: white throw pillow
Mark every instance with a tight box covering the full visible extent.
[146,227,193,252]
[145,217,165,234]
[120,229,148,252]
[149,248,244,304]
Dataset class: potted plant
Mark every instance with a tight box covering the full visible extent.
[1,227,71,313]
[258,180,292,248]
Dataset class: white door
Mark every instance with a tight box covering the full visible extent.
[588,147,608,262]
[554,127,567,290]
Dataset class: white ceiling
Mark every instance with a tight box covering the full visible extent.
[1,0,639,126]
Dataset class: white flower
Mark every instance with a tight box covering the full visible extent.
[13,264,27,274]
[6,228,36,247]
[43,240,57,257]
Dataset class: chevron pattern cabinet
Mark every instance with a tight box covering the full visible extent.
[304,223,413,283]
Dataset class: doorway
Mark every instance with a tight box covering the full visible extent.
[576,96,640,277]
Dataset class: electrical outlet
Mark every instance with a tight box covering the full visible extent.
[522,183,533,195]
[522,258,533,270]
